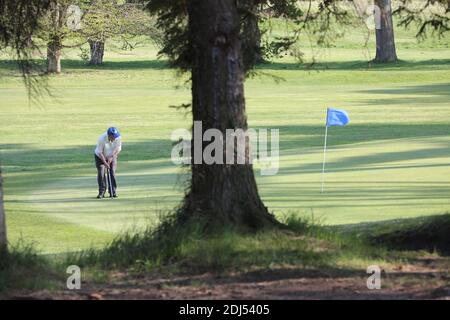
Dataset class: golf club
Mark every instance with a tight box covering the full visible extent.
[107,166,114,198]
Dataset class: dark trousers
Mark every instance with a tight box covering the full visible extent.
[95,154,117,195]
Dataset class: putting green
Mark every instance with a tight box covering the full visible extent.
[1,26,450,254]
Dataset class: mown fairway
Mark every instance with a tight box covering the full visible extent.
[1,26,450,254]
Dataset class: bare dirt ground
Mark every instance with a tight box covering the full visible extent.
[3,256,450,300]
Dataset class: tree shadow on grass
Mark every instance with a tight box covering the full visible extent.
[334,214,450,256]
[278,144,450,175]
[358,83,450,96]
[260,123,450,150]
[255,59,450,71]
[2,123,449,172]
[62,59,170,70]
[0,139,173,168]
[2,58,449,73]
[2,124,450,221]
[0,59,170,72]
[354,82,450,106]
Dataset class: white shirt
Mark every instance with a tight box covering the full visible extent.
[95,132,122,158]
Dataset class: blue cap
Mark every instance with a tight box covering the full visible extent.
[107,127,120,138]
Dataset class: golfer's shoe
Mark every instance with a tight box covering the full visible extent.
[113,194,118,198]
[97,193,105,199]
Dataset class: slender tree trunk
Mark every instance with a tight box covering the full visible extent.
[47,39,61,73]
[181,0,278,231]
[89,40,105,65]
[374,0,398,62]
[241,0,263,70]
[0,168,7,251]
[46,1,65,73]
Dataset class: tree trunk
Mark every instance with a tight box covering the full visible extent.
[47,39,61,73]
[46,1,65,74]
[374,0,398,62]
[0,168,7,251]
[89,40,105,65]
[181,0,278,231]
[241,0,264,70]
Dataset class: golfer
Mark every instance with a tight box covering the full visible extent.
[94,127,122,198]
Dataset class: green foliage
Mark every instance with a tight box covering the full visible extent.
[0,0,51,52]
[79,0,160,44]
[366,214,450,255]
[395,0,450,39]
[280,211,323,234]
[66,212,389,275]
[145,0,190,70]
[145,0,326,71]
[0,241,56,291]
[0,0,52,99]
[78,45,90,61]
[36,0,78,45]
[33,0,161,68]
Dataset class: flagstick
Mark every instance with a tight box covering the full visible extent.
[321,125,328,193]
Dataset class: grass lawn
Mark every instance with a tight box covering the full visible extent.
[1,23,450,254]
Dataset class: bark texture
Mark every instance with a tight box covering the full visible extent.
[47,39,61,73]
[46,1,65,73]
[241,0,263,70]
[180,0,278,231]
[374,0,398,62]
[89,40,105,65]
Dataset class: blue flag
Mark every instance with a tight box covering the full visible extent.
[326,108,349,127]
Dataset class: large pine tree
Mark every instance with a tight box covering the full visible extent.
[148,0,286,230]
[180,0,279,230]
